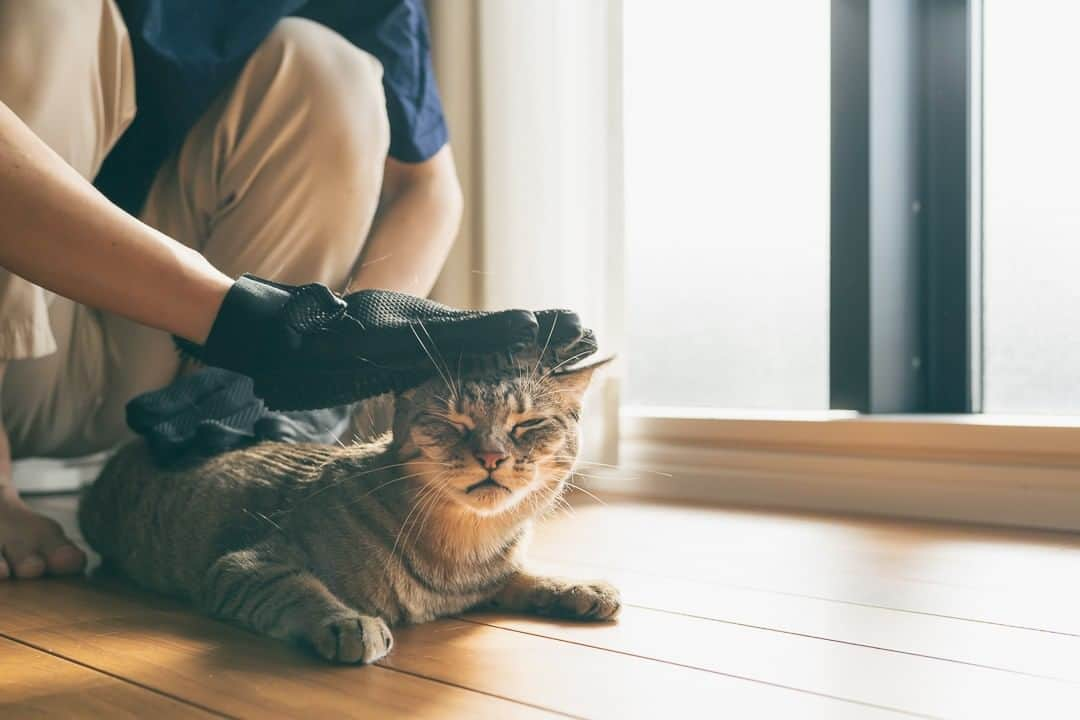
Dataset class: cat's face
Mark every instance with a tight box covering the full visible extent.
[394,364,601,516]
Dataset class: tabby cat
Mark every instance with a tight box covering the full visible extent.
[79,361,619,664]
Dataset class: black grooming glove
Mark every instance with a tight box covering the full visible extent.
[451,308,600,377]
[126,368,351,465]
[176,274,539,410]
[533,309,598,367]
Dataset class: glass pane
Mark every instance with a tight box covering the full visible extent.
[622,1,830,409]
[983,2,1080,413]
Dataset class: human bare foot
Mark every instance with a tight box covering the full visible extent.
[0,359,86,579]
[0,485,87,580]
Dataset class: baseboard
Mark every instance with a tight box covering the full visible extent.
[581,436,1080,533]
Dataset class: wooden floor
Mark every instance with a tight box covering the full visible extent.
[4,494,1080,719]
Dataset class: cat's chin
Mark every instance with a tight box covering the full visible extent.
[441,472,535,516]
[449,473,567,518]
[451,484,522,516]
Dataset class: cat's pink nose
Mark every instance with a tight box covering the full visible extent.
[475,451,508,470]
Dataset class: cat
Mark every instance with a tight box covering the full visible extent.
[78,360,619,664]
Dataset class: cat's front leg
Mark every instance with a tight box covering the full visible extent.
[201,547,393,664]
[489,571,621,621]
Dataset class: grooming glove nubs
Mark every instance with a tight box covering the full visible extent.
[176,274,541,410]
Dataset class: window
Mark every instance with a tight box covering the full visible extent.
[622,0,830,410]
[982,1,1080,413]
[625,0,1080,418]
[606,0,1080,530]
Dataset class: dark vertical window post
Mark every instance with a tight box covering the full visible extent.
[830,0,976,413]
[920,0,979,412]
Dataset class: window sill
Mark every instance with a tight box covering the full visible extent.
[578,407,1080,532]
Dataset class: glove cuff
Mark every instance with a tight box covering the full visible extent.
[175,274,292,376]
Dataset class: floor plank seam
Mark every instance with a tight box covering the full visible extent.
[451,617,941,720]
[3,621,576,718]
[2,604,579,717]
[618,602,1079,684]
[0,630,234,719]
[533,554,1080,637]
[373,663,582,719]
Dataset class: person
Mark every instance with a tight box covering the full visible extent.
[0,1,501,580]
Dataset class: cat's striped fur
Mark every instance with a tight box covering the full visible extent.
[79,362,619,663]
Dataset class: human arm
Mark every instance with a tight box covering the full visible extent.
[347,145,463,295]
[0,100,232,344]
[0,98,536,410]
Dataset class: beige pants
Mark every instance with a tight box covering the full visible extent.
[0,0,390,459]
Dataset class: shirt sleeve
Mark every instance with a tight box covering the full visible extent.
[298,0,449,163]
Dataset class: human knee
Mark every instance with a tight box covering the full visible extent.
[257,18,391,176]
[231,18,391,285]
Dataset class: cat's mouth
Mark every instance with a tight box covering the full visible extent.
[465,476,511,494]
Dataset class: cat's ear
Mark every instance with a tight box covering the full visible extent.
[548,356,615,402]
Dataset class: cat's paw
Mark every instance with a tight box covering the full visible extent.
[309,613,394,664]
[535,580,621,621]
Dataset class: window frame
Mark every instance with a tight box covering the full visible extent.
[611,0,1080,531]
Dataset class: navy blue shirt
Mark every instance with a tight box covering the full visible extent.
[94,0,448,215]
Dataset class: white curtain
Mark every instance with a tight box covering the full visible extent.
[429,0,623,462]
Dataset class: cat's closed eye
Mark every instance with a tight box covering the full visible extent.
[420,413,471,436]
[512,417,550,438]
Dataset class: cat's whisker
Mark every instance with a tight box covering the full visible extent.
[294,460,448,504]
[569,470,640,485]
[347,468,450,505]
[552,456,674,479]
[561,463,640,482]
[397,475,446,544]
[277,468,445,519]
[409,475,451,555]
[549,494,577,519]
[542,347,596,376]
[454,352,465,409]
[565,478,608,506]
[410,323,456,400]
[416,320,460,401]
[531,311,561,383]
[545,483,573,520]
[384,477,447,584]
[242,508,284,532]
[386,485,433,572]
